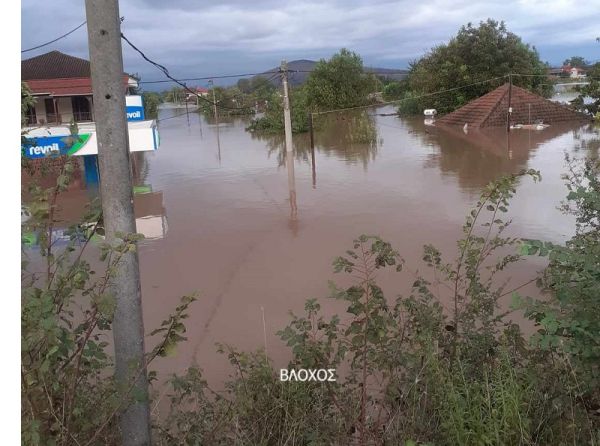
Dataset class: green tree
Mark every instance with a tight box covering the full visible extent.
[572,62,600,117]
[517,155,600,398]
[403,19,552,114]
[563,56,589,68]
[197,86,255,117]
[304,48,379,111]
[247,86,310,133]
[237,76,276,102]
[21,82,35,126]
[142,91,162,119]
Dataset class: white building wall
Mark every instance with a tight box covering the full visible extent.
[57,97,74,122]
[33,99,46,123]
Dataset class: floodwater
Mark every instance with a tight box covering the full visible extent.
[25,106,599,385]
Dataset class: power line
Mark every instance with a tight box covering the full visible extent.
[139,71,279,85]
[121,32,261,112]
[22,21,87,53]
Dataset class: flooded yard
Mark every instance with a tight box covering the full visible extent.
[28,106,599,385]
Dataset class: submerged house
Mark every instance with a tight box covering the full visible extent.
[436,83,590,129]
[22,51,139,125]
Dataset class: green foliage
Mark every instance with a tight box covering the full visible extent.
[382,80,409,101]
[21,138,197,444]
[515,155,600,405]
[304,48,379,111]
[564,56,590,68]
[162,86,186,103]
[248,49,379,134]
[237,76,276,102]
[198,86,256,117]
[247,86,310,134]
[22,82,35,126]
[142,91,162,119]
[403,19,552,114]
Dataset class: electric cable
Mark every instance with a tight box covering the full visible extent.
[22,21,87,53]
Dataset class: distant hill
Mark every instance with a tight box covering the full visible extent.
[252,59,408,87]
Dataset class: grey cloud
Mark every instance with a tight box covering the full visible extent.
[22,0,600,86]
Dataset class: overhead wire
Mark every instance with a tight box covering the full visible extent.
[312,75,509,115]
[22,20,87,53]
[138,71,280,85]
[121,32,284,112]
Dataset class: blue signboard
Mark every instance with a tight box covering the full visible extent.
[125,95,145,121]
[22,134,92,159]
[126,105,145,121]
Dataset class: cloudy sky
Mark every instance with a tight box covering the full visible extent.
[22,0,600,88]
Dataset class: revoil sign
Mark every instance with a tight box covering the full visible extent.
[125,95,145,121]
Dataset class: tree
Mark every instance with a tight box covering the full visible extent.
[403,19,552,114]
[563,56,589,68]
[21,82,35,126]
[142,91,162,119]
[304,48,379,111]
[237,76,275,102]
[247,86,310,133]
[572,62,600,117]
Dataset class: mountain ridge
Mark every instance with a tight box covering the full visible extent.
[253,59,409,87]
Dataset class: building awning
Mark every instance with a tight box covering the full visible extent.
[25,76,131,97]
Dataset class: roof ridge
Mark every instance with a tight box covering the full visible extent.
[479,83,508,127]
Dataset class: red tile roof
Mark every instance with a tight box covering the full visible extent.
[22,51,132,96]
[25,76,131,96]
[436,83,590,128]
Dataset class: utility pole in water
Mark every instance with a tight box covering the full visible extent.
[209,79,221,161]
[281,61,297,220]
[85,1,151,444]
[281,60,293,153]
[506,73,513,133]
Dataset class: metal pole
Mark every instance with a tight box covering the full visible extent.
[506,74,513,133]
[85,2,151,444]
[281,60,293,153]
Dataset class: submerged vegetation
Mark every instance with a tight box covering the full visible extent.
[248,49,380,134]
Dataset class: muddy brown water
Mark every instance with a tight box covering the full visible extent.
[23,106,599,387]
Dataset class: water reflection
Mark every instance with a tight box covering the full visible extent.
[22,152,168,245]
[251,110,380,169]
[401,117,586,190]
[286,150,298,234]
[314,110,380,167]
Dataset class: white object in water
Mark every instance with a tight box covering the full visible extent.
[463,123,468,134]
[424,109,437,116]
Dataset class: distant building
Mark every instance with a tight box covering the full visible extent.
[436,83,590,128]
[22,50,138,125]
[185,87,209,101]
[547,65,587,79]
[566,66,587,79]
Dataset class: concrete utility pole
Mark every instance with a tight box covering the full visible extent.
[281,60,293,153]
[209,79,221,159]
[85,1,151,444]
[506,73,513,133]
